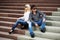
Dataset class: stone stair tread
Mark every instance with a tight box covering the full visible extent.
[0,9,54,12]
[0,25,60,29]
[46,16,60,17]
[0,12,23,15]
[58,8,60,11]
[0,26,20,30]
[25,30,60,40]
[58,8,60,9]
[0,20,60,27]
[0,16,18,19]
[0,20,60,24]
[46,16,60,21]
[26,30,60,35]
[0,21,14,24]
[0,6,58,8]
[0,15,60,19]
[0,31,54,40]
[0,37,13,40]
[0,3,60,5]
[1,1,60,3]
[0,25,60,33]
[46,20,60,23]
[52,11,60,13]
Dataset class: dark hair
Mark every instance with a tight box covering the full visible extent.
[31,5,36,10]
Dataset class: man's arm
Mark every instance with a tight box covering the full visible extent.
[29,13,36,23]
[38,10,46,22]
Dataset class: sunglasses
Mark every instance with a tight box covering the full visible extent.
[32,7,37,10]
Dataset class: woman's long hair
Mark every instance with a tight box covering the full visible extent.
[24,4,31,13]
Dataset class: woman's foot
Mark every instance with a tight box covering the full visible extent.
[9,30,14,34]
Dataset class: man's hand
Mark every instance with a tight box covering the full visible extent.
[43,18,46,22]
[35,23,38,27]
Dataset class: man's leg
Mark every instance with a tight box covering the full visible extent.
[40,22,46,33]
[28,21,35,38]
[37,19,46,33]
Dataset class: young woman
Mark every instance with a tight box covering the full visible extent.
[9,4,31,34]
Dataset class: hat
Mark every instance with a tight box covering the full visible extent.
[25,4,31,8]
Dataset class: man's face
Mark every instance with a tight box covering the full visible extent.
[32,7,37,12]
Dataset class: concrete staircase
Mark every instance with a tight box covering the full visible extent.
[0,0,60,40]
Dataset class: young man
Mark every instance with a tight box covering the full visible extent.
[28,5,46,38]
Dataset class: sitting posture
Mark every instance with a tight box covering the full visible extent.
[28,5,46,38]
[9,4,31,34]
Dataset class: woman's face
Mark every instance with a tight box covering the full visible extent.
[25,6,28,10]
[25,6,30,10]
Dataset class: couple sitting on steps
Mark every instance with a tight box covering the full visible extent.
[9,4,46,38]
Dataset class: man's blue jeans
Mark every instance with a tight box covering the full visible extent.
[28,18,46,33]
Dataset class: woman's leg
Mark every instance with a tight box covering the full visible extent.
[9,19,26,34]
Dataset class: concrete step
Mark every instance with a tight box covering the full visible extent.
[0,31,54,40]
[46,20,60,26]
[1,16,60,22]
[45,26,60,33]
[46,16,60,21]
[0,25,60,34]
[0,21,24,28]
[0,16,60,22]
[25,31,60,40]
[0,0,60,3]
[0,9,52,15]
[33,26,60,33]
[0,20,60,27]
[0,13,23,18]
[0,31,17,40]
[17,35,54,40]
[52,12,60,16]
[0,12,51,18]
[0,26,25,35]
[0,20,60,30]
[0,16,17,22]
[0,37,13,40]
[0,6,57,11]
[58,8,60,11]
[0,21,19,27]
[0,3,60,7]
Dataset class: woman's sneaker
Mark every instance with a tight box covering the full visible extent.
[9,30,14,34]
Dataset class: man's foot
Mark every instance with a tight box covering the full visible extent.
[40,28,46,33]
[30,32,35,38]
[9,30,14,34]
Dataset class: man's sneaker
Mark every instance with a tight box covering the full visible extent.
[40,28,46,33]
[9,30,14,34]
[30,32,35,38]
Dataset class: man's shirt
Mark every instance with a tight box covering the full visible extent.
[29,10,46,23]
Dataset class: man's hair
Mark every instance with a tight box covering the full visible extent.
[31,5,36,9]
